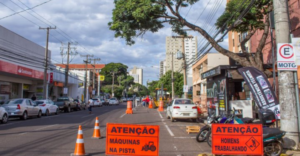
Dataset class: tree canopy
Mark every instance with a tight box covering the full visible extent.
[99,62,128,85]
[109,0,273,76]
[147,70,183,98]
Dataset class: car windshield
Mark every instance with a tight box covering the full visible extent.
[74,99,79,102]
[110,98,116,100]
[35,101,44,105]
[175,99,194,105]
[6,99,23,104]
[92,99,98,101]
[57,98,68,101]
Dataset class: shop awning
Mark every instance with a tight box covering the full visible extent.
[227,70,243,79]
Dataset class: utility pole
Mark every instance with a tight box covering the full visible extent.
[171,53,175,99]
[112,71,115,97]
[172,35,193,98]
[39,26,56,99]
[274,0,299,149]
[81,55,93,102]
[91,58,101,93]
[62,42,77,96]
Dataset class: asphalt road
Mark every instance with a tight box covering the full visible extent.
[0,102,211,156]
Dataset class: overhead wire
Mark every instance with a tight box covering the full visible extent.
[178,0,253,73]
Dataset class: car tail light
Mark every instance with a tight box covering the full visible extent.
[173,106,180,109]
[40,104,46,106]
[272,119,276,123]
[192,106,197,109]
[17,104,21,109]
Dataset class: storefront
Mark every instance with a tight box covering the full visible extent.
[202,65,254,117]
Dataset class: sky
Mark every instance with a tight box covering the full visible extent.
[0,0,228,86]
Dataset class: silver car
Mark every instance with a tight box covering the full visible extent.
[0,107,8,124]
[3,98,42,120]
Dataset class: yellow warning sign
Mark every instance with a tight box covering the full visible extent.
[99,75,105,81]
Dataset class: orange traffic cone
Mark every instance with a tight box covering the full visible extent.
[148,101,153,109]
[72,125,86,156]
[92,117,102,139]
[158,100,164,112]
[126,101,133,114]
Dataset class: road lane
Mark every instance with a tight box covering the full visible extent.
[0,102,211,156]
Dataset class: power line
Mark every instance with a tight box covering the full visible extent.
[0,0,52,20]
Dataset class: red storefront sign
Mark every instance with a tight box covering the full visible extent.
[49,72,53,83]
[0,60,44,79]
[17,66,33,77]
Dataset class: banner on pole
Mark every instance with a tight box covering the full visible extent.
[238,67,280,119]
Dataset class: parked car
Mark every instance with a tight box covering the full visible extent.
[0,107,8,124]
[92,98,102,107]
[74,99,86,110]
[55,97,77,113]
[109,98,119,105]
[121,97,127,102]
[100,99,106,105]
[2,98,42,120]
[35,99,59,116]
[166,98,198,122]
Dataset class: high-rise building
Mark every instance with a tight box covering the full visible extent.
[129,66,143,85]
[159,60,166,77]
[165,36,197,77]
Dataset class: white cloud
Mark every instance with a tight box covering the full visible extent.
[0,0,227,85]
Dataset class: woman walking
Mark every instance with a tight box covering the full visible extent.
[87,99,93,114]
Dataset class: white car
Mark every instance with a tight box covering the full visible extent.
[109,98,119,105]
[92,98,102,107]
[166,98,198,122]
[36,99,59,116]
[0,107,8,124]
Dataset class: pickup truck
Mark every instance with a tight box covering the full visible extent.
[55,97,77,113]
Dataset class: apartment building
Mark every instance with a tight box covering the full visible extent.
[129,66,143,85]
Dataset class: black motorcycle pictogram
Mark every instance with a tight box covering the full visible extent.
[141,141,156,152]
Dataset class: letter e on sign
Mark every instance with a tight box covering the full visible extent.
[106,123,159,156]
[277,43,297,71]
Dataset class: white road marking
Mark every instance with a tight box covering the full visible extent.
[165,125,174,137]
[174,137,196,139]
[18,132,27,135]
[120,113,126,118]
[158,112,163,119]
[173,144,178,151]
[81,114,94,118]
[35,124,59,131]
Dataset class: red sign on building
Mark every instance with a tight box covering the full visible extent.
[49,72,53,83]
[17,66,33,77]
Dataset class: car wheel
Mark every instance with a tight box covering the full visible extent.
[65,106,71,113]
[45,110,50,116]
[55,109,59,115]
[37,111,42,118]
[1,114,8,124]
[171,116,175,122]
[21,111,28,120]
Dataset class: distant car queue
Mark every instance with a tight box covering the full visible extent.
[0,96,123,124]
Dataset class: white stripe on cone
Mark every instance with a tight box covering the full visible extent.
[76,139,84,143]
[96,120,99,123]
[78,130,83,134]
[94,126,100,129]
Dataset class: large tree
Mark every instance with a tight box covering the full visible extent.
[99,62,128,85]
[108,0,273,76]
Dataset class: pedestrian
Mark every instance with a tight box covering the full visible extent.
[31,94,37,101]
[142,96,150,107]
[87,99,93,114]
